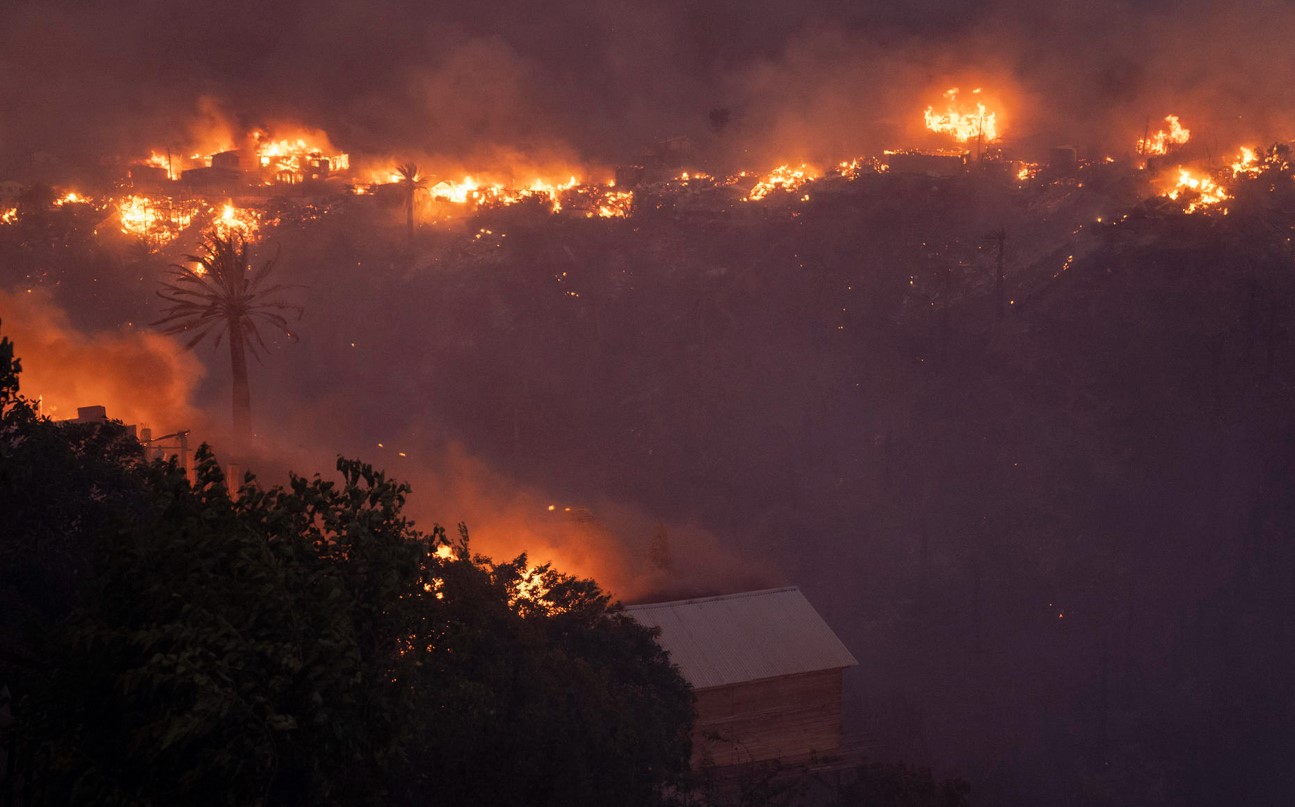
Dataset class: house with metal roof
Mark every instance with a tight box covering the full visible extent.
[626,586,857,768]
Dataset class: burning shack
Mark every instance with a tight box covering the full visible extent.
[626,587,857,768]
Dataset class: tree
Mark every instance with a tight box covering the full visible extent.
[394,163,425,246]
[152,231,300,439]
[1,331,694,806]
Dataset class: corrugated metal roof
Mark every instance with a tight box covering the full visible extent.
[625,586,858,690]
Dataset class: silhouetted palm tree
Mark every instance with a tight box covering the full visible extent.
[152,231,300,439]
[395,162,425,245]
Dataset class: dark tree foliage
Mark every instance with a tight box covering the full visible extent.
[0,332,693,807]
[831,762,971,807]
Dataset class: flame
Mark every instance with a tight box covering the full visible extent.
[748,163,819,200]
[211,204,262,240]
[1138,115,1190,156]
[253,130,348,184]
[596,189,634,218]
[117,195,201,245]
[146,151,173,179]
[422,173,583,213]
[924,88,999,143]
[1231,146,1261,177]
[54,191,93,207]
[1166,167,1228,213]
[1,207,17,224]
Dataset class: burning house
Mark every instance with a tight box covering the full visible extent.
[626,587,858,769]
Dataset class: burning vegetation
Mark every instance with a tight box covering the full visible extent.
[3,92,1294,268]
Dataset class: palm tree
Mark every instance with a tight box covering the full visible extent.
[394,162,425,245]
[152,231,300,440]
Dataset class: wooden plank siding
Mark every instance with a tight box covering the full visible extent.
[691,667,845,768]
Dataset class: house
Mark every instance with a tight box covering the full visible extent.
[626,586,857,768]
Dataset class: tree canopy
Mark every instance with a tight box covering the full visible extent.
[0,331,693,807]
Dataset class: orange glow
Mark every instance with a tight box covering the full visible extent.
[1166,167,1228,213]
[1138,115,1190,156]
[211,204,262,241]
[0,207,17,224]
[421,173,584,213]
[748,163,820,200]
[924,88,999,143]
[117,195,201,245]
[596,189,634,218]
[1231,146,1261,177]
[146,151,173,179]
[0,288,204,429]
[253,130,348,184]
[54,191,91,207]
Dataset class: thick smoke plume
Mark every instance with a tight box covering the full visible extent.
[0,288,205,429]
[4,0,1295,178]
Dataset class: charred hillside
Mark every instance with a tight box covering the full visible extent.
[3,161,1295,804]
[349,178,1293,803]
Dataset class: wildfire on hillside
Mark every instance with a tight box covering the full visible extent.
[116,195,262,246]
[1152,144,1293,215]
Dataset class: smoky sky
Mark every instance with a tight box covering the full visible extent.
[4,0,1295,174]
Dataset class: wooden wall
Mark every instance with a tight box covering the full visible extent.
[691,668,845,768]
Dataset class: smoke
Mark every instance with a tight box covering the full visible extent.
[225,414,775,601]
[0,285,764,600]
[0,288,206,430]
[387,442,776,601]
[3,0,1295,178]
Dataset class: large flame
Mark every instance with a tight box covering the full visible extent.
[1166,167,1228,213]
[748,163,820,200]
[1231,146,1260,177]
[252,129,348,184]
[1137,115,1191,156]
[924,88,999,143]
[211,204,262,240]
[118,195,201,245]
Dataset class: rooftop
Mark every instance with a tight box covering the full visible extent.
[625,586,857,690]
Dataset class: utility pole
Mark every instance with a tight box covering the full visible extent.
[977,109,985,164]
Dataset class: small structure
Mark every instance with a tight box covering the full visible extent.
[60,405,192,476]
[884,149,969,177]
[626,587,857,768]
